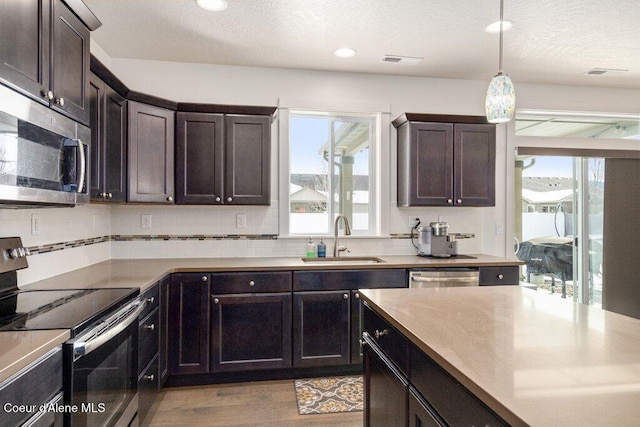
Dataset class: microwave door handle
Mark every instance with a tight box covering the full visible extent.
[76,139,86,193]
[73,300,145,360]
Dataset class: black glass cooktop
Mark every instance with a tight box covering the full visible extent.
[0,288,138,336]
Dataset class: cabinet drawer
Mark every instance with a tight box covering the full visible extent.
[363,304,408,376]
[479,266,519,286]
[0,347,62,427]
[139,308,159,371]
[410,346,506,426]
[294,269,406,291]
[140,283,160,319]
[138,355,159,426]
[211,271,291,293]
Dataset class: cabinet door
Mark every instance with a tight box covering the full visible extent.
[364,340,408,427]
[175,112,224,204]
[408,387,443,427]
[0,0,50,104]
[210,293,291,372]
[51,0,90,124]
[103,86,127,202]
[453,123,495,206]
[351,290,363,364]
[398,122,453,206]
[89,73,105,201]
[159,277,170,387]
[168,274,210,375]
[224,115,270,205]
[293,290,350,367]
[128,101,175,203]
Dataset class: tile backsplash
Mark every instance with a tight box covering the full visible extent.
[1,202,482,285]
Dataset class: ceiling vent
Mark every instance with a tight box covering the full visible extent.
[380,55,423,65]
[586,68,628,75]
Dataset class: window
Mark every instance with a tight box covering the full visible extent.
[285,110,379,236]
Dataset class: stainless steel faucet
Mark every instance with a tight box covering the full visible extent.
[333,214,352,257]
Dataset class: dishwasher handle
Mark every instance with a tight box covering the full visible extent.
[411,276,478,283]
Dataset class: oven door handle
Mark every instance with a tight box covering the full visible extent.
[73,299,145,360]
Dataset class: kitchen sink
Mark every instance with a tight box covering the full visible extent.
[301,256,387,264]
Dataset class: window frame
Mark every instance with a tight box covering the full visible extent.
[278,105,390,238]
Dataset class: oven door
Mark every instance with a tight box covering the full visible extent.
[64,299,145,427]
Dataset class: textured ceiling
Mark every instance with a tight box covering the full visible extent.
[85,0,640,89]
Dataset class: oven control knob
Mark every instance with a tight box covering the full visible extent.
[8,247,29,259]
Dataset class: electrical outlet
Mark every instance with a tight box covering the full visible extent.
[495,221,505,235]
[31,214,41,236]
[236,214,247,228]
[141,214,152,229]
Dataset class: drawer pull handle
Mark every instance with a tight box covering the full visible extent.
[375,329,388,339]
[497,274,504,280]
[144,324,155,331]
[143,374,155,382]
[146,296,155,304]
[249,280,255,287]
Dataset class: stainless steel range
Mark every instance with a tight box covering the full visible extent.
[0,237,142,427]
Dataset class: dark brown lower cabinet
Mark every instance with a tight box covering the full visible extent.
[210,293,291,372]
[138,354,159,426]
[293,290,350,367]
[159,276,170,386]
[169,274,210,375]
[408,387,443,427]
[364,339,408,427]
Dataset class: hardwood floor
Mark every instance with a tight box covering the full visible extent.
[146,379,364,426]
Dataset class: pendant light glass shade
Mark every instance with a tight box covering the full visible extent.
[485,0,515,123]
[485,71,515,123]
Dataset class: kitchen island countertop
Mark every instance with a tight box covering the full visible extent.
[22,254,521,292]
[359,286,640,426]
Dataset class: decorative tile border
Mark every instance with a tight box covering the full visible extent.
[26,233,411,256]
[26,234,279,255]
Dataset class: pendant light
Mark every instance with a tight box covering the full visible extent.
[485,0,515,123]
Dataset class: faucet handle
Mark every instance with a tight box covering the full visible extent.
[337,246,350,255]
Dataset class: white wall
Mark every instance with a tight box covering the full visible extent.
[4,42,640,285]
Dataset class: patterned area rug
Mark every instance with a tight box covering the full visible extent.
[294,376,363,415]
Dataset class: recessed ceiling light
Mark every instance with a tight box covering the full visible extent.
[196,0,228,11]
[334,48,356,58]
[485,20,513,33]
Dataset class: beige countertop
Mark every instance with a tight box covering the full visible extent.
[359,286,640,426]
[0,329,69,383]
[22,254,521,292]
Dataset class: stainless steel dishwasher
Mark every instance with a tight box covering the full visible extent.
[408,268,479,288]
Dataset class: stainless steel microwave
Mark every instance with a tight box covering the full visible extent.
[0,84,89,207]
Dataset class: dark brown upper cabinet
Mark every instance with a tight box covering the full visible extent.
[89,73,127,203]
[394,114,496,207]
[0,0,94,125]
[128,101,175,204]
[175,112,271,205]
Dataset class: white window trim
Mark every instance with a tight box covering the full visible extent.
[278,100,391,238]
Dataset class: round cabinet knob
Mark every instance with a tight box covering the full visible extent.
[143,374,155,382]
[343,293,349,299]
[108,193,113,199]
[213,298,220,304]
[497,274,504,280]
[166,196,173,202]
[215,197,221,202]
[146,297,155,304]
[249,280,255,287]
[457,199,462,204]
[42,90,54,100]
[55,97,64,106]
[227,197,232,202]
[144,324,155,331]
[201,276,208,282]
[99,192,106,198]
[447,199,453,205]
[354,292,360,299]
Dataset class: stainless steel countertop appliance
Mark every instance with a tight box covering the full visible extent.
[417,221,475,258]
[0,237,141,427]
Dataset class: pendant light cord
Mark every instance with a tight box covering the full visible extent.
[499,0,504,73]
